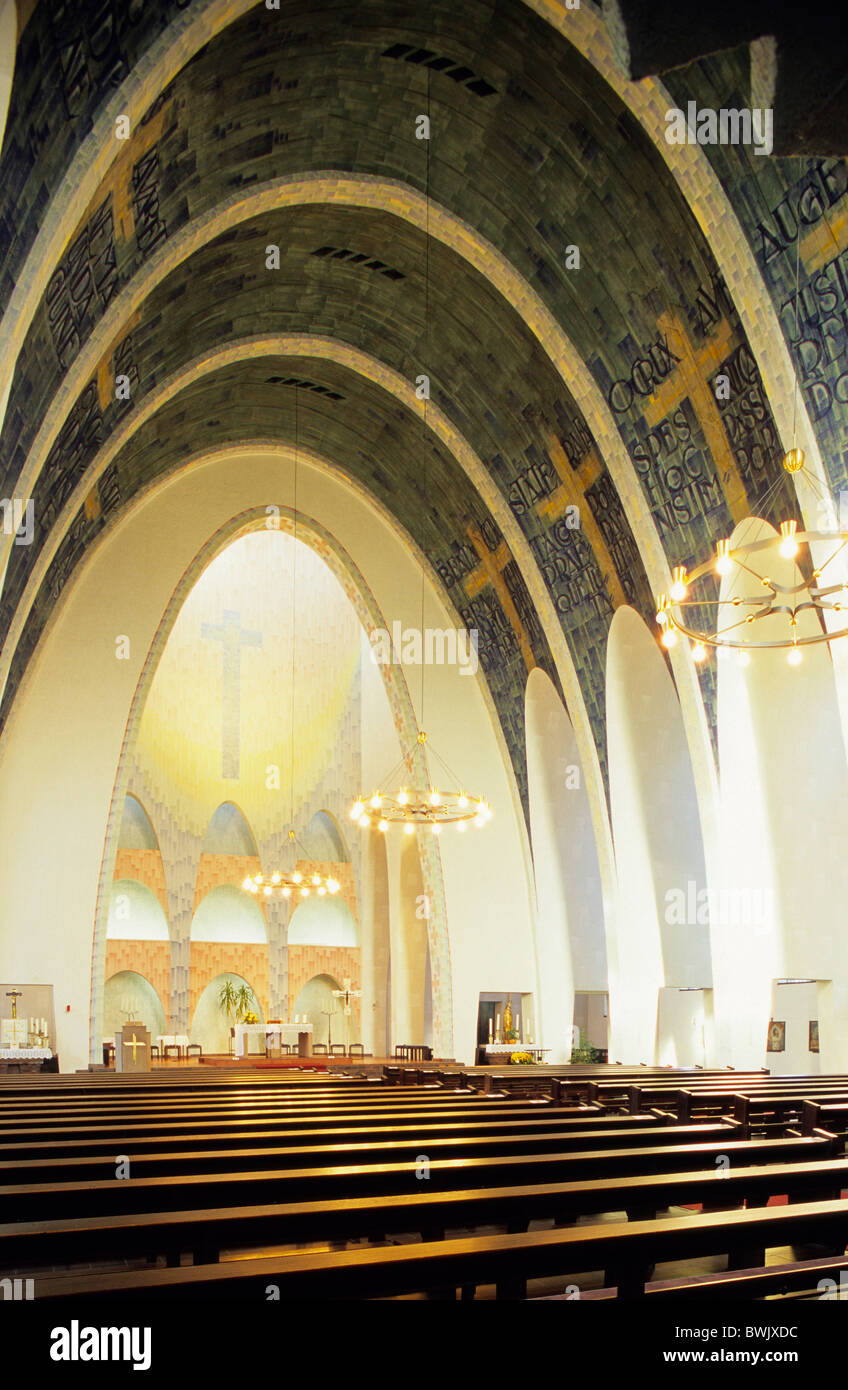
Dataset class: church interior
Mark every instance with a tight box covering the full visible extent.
[2,0,848,1331]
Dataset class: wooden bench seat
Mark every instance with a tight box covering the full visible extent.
[2,1156,845,1271]
[0,1134,831,1223]
[0,1111,679,1162]
[24,1196,848,1301]
[0,1121,744,1187]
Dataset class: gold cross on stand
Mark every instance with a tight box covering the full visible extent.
[463,525,536,670]
[5,989,22,1019]
[537,436,627,610]
[644,311,748,525]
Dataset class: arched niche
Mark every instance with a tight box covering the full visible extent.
[117,795,159,851]
[103,970,166,1043]
[300,810,349,863]
[291,973,359,1049]
[525,668,607,1063]
[288,896,358,947]
[191,971,263,1054]
[201,802,258,857]
[715,517,848,1071]
[606,606,711,1064]
[107,879,169,941]
[190,884,266,943]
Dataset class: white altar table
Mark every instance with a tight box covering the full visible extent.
[234,1022,313,1058]
[0,1047,53,1059]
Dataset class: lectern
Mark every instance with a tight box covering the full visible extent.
[115,1023,150,1073]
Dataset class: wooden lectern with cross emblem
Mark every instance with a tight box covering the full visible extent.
[115,1022,150,1073]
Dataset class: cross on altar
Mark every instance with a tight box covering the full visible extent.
[5,989,22,1019]
[127,1033,147,1062]
[332,978,362,1017]
[463,524,535,669]
[200,609,262,779]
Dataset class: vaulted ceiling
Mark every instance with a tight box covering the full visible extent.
[0,0,845,815]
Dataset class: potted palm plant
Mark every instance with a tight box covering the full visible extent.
[218,979,257,1054]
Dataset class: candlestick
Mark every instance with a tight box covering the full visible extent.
[488,1017,493,1040]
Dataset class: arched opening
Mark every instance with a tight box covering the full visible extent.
[300,810,350,863]
[606,607,712,1064]
[201,803,258,856]
[190,884,267,943]
[287,896,357,947]
[525,668,607,1064]
[117,795,160,851]
[106,880,169,941]
[291,973,360,1050]
[103,970,167,1046]
[191,971,264,1055]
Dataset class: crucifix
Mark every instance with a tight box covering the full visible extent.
[332,979,362,1051]
[332,978,362,1016]
[5,989,22,1019]
[200,609,262,778]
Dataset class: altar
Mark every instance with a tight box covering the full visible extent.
[483,1043,551,1063]
[234,1022,313,1058]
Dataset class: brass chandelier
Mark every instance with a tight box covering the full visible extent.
[242,830,341,899]
[350,733,491,837]
[655,448,848,667]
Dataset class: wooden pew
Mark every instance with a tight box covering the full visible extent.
[0,1134,830,1223]
[25,1196,848,1301]
[3,1156,846,1272]
[0,1112,684,1163]
[0,1120,743,1186]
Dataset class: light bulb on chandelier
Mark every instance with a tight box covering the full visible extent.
[349,730,492,834]
[654,447,848,664]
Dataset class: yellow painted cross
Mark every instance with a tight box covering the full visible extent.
[127,1033,147,1062]
[645,312,749,525]
[463,525,536,671]
[537,436,626,610]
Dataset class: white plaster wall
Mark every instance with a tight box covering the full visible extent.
[715,519,848,1072]
[525,668,606,1063]
[0,449,534,1070]
[606,607,712,1064]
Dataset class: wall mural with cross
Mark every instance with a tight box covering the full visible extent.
[0,0,836,805]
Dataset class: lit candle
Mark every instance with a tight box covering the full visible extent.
[495,1013,500,1040]
[488,1017,493,1040]
[516,1013,520,1038]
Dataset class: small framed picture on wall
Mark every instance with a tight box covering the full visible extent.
[809,1020,820,1053]
[767,1020,785,1053]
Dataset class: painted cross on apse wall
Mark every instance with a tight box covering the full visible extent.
[200,610,262,779]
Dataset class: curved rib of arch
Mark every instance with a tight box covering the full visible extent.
[89,502,457,1061]
[1,335,612,948]
[529,0,831,524]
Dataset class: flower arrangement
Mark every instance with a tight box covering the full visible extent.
[242,1011,259,1024]
[510,1051,534,1065]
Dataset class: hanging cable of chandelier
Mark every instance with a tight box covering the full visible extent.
[349,66,491,836]
[243,385,341,899]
